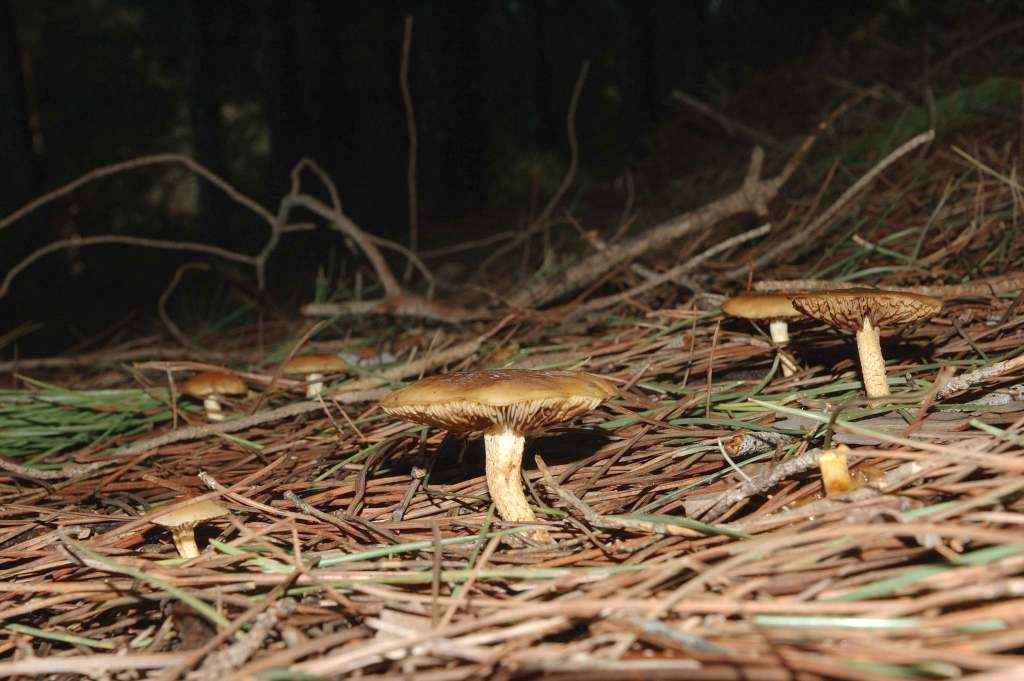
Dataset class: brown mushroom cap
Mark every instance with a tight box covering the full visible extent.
[789,288,942,329]
[152,498,229,528]
[180,371,247,397]
[722,293,802,320]
[380,369,616,434]
[282,354,349,375]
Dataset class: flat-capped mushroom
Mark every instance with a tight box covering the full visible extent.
[283,354,349,398]
[180,371,247,421]
[380,369,616,541]
[789,288,941,398]
[722,293,803,376]
[152,498,229,559]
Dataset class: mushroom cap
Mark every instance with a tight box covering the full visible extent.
[282,354,349,375]
[380,369,616,434]
[790,288,942,330]
[721,293,802,320]
[180,371,247,397]
[152,498,229,528]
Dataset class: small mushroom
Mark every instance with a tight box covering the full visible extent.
[722,293,803,376]
[819,444,854,497]
[789,288,941,398]
[282,354,349,398]
[179,371,247,421]
[380,369,617,541]
[152,498,229,559]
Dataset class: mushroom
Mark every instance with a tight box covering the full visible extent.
[819,444,854,497]
[179,371,247,421]
[380,369,616,541]
[721,293,804,376]
[789,288,941,398]
[282,354,349,398]
[152,498,229,559]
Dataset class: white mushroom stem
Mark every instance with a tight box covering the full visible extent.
[203,396,225,422]
[855,317,889,398]
[483,427,550,542]
[170,523,200,559]
[304,372,325,399]
[768,319,789,346]
[819,445,854,496]
[768,320,797,377]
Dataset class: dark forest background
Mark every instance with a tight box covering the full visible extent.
[1,0,1020,352]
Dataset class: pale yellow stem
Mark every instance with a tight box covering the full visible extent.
[819,445,854,496]
[171,523,199,559]
[304,372,325,399]
[856,318,888,398]
[202,396,224,422]
[770,320,797,377]
[483,428,550,542]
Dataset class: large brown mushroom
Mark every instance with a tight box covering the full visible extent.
[380,369,616,541]
[282,354,349,399]
[152,498,229,559]
[789,288,941,398]
[180,371,247,421]
[722,293,804,376]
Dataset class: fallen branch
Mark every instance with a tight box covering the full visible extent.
[936,353,1024,399]
[536,456,703,538]
[0,455,106,481]
[84,317,509,460]
[753,272,1024,298]
[0,347,231,372]
[688,447,823,522]
[570,222,771,316]
[722,128,936,282]
[301,294,485,323]
[511,93,869,309]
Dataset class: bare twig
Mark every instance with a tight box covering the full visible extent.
[536,456,703,537]
[509,92,868,311]
[689,447,824,522]
[936,353,1024,399]
[158,262,210,349]
[722,129,936,281]
[753,272,1024,297]
[671,89,783,150]
[571,223,771,316]
[399,15,419,282]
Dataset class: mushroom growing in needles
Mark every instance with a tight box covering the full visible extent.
[789,288,941,398]
[380,369,617,542]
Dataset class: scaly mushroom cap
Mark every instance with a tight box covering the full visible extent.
[380,369,616,434]
[152,498,229,528]
[282,354,350,375]
[789,288,942,330]
[722,293,802,320]
[180,371,247,398]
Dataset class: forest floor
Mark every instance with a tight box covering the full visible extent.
[3,61,1024,681]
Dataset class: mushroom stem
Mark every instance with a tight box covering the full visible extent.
[768,320,797,377]
[483,427,550,542]
[304,372,325,399]
[855,318,889,398]
[768,319,789,346]
[819,445,854,496]
[203,396,225,422]
[171,523,200,559]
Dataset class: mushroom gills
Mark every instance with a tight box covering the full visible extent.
[172,523,200,559]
